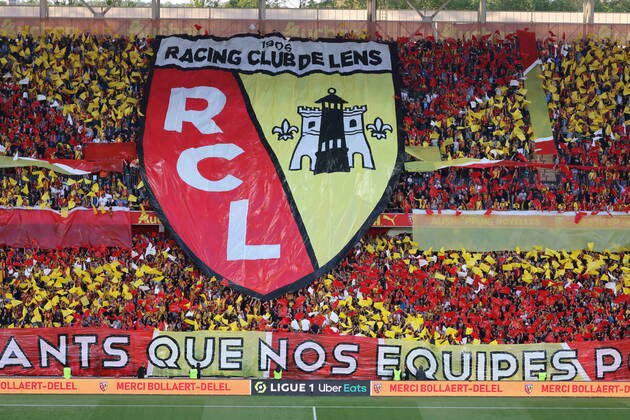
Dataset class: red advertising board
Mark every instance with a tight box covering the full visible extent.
[372,213,413,227]
[131,211,413,228]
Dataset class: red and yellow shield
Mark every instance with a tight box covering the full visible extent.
[139,34,402,299]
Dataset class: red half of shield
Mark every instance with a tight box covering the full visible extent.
[141,68,315,298]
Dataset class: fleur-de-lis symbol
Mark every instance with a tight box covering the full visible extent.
[272,119,299,141]
[366,117,392,140]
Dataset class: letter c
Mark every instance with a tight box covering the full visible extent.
[176,144,244,192]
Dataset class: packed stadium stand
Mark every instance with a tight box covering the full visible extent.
[1,233,627,345]
[0,29,627,356]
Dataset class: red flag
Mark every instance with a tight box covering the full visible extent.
[574,212,586,224]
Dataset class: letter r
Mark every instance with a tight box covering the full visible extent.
[164,86,226,134]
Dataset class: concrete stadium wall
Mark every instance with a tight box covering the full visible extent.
[0,7,626,41]
[0,6,628,24]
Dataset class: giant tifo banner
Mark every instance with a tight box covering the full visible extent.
[0,329,627,381]
[139,34,403,299]
[0,208,132,249]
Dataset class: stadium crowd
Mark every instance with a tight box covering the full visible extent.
[0,30,624,213]
[398,34,534,160]
[398,34,628,167]
[0,166,149,210]
[0,82,89,159]
[0,29,627,346]
[539,37,629,168]
[0,233,626,344]
[0,31,150,159]
[387,166,629,212]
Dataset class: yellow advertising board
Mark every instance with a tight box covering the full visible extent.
[370,381,630,397]
[0,378,251,395]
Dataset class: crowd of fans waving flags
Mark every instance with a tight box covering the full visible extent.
[0,28,626,346]
[0,30,625,213]
[0,233,626,344]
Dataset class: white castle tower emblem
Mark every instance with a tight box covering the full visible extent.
[279,88,377,175]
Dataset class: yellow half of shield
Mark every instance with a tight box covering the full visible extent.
[241,72,398,266]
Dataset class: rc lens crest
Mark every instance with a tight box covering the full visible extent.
[141,34,402,298]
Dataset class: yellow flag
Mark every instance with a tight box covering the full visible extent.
[418,327,427,338]
[512,109,523,120]
[184,319,198,328]
[31,309,42,324]
[512,127,526,141]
